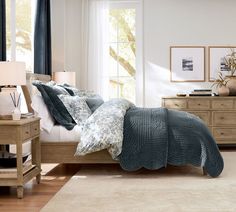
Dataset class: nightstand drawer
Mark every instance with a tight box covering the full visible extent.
[187,100,210,110]
[213,112,236,126]
[31,122,39,137]
[22,125,31,140]
[188,111,211,125]
[213,128,236,139]
[212,100,234,110]
[163,99,187,109]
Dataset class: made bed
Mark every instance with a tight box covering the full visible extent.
[21,73,224,177]
[22,73,116,164]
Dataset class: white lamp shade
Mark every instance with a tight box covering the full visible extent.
[52,72,76,86]
[0,62,26,86]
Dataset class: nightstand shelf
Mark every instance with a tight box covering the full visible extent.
[0,117,41,198]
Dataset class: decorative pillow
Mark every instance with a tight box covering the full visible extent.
[32,82,76,130]
[61,84,97,97]
[86,97,104,113]
[31,95,55,133]
[58,95,92,126]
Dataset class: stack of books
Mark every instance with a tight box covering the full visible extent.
[21,113,34,119]
[189,89,212,96]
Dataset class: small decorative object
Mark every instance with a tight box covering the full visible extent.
[176,93,186,97]
[170,46,205,82]
[10,92,21,120]
[209,47,236,95]
[211,72,229,96]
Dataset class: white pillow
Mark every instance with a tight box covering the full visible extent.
[31,95,55,133]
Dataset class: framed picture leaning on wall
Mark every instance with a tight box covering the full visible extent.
[208,46,236,81]
[170,46,205,82]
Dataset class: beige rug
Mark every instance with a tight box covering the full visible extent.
[41,152,236,212]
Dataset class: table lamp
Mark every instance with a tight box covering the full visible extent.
[0,61,26,91]
[0,62,26,160]
[0,61,26,118]
[52,71,76,86]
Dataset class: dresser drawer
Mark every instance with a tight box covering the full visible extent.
[212,100,234,110]
[30,122,40,137]
[213,112,236,126]
[213,128,236,139]
[187,99,210,110]
[22,124,31,140]
[188,111,211,125]
[163,99,187,109]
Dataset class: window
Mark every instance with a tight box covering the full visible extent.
[108,3,137,103]
[6,0,35,72]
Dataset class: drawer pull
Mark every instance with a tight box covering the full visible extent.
[198,104,201,106]
[34,128,38,131]
[220,117,224,120]
[220,132,224,135]
[25,131,29,134]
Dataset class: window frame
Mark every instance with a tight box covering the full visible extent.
[7,0,36,72]
[109,0,144,106]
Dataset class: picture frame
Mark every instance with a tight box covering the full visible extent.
[208,46,236,82]
[170,46,205,82]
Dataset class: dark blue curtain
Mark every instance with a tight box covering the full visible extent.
[34,0,51,75]
[0,0,6,61]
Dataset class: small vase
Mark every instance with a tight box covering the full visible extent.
[225,76,236,95]
[12,107,21,120]
[218,85,230,96]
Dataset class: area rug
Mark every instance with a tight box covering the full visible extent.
[41,152,236,212]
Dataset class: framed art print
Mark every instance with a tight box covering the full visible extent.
[170,46,205,82]
[208,46,236,81]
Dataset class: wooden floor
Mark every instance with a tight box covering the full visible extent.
[0,163,81,212]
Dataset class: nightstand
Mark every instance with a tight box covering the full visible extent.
[0,117,41,198]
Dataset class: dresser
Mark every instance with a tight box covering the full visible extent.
[162,96,236,145]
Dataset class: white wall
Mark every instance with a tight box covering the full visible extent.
[143,0,236,107]
[51,0,236,107]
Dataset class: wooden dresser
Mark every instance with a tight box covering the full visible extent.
[162,96,236,145]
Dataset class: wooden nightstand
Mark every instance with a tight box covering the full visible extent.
[0,117,41,198]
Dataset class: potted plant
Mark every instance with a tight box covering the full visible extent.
[212,72,230,96]
[224,48,236,95]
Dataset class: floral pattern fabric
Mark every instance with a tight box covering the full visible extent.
[58,95,92,126]
[75,98,133,159]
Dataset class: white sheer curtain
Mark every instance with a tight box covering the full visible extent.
[81,0,109,100]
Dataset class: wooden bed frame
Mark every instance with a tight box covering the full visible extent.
[21,73,117,164]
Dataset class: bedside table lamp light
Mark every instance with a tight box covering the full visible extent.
[0,62,26,91]
[52,71,76,86]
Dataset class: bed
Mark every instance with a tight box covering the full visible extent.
[22,73,117,164]
[21,73,224,177]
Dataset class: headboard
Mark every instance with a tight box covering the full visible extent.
[21,73,51,113]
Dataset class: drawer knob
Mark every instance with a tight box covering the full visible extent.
[220,132,224,135]
[34,128,37,131]
[220,117,224,120]
[198,103,201,106]
[25,131,29,134]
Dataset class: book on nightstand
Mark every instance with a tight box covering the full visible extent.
[21,113,34,119]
